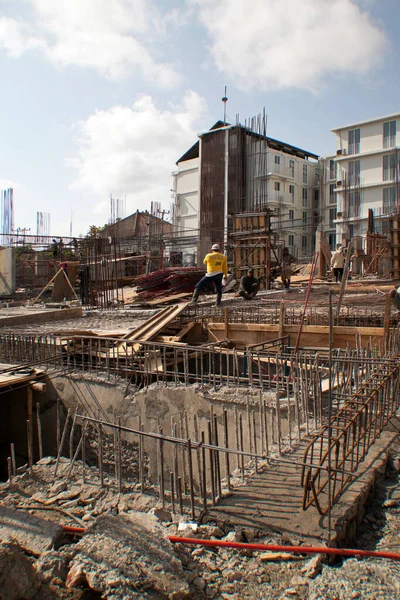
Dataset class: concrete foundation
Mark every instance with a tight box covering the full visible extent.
[0,306,82,327]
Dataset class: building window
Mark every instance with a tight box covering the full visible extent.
[383,187,396,214]
[348,160,360,186]
[275,155,280,164]
[328,233,336,249]
[289,159,295,178]
[302,188,308,207]
[348,190,361,218]
[288,234,294,248]
[289,209,294,221]
[329,159,336,180]
[314,189,319,209]
[384,121,396,148]
[289,184,295,201]
[329,184,335,204]
[303,164,308,184]
[302,236,307,251]
[348,224,354,239]
[329,207,337,226]
[302,211,308,227]
[348,128,360,155]
[383,154,396,181]
[274,181,280,191]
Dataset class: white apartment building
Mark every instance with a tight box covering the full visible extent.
[319,155,339,249]
[330,112,400,246]
[171,122,319,264]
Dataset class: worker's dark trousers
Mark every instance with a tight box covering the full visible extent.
[194,273,224,305]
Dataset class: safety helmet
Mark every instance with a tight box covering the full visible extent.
[211,243,220,251]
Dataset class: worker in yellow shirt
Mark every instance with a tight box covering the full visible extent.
[190,243,228,306]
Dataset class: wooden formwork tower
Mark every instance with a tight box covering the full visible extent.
[231,211,278,290]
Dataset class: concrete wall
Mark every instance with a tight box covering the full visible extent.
[0,248,16,296]
[51,374,290,486]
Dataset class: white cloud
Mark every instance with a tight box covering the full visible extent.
[0,17,43,57]
[68,91,207,217]
[0,0,180,86]
[190,0,387,92]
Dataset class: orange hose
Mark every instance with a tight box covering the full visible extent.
[168,535,400,562]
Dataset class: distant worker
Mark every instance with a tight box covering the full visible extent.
[190,243,228,307]
[78,265,90,305]
[281,247,296,290]
[51,239,58,260]
[239,268,259,300]
[331,245,345,283]
[59,238,64,261]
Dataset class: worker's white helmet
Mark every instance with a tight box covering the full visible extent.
[211,243,220,251]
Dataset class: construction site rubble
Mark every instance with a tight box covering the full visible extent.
[0,440,399,599]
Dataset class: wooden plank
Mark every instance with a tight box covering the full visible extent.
[174,321,196,340]
[119,302,189,344]
[144,292,191,306]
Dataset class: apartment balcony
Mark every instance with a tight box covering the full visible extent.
[383,136,396,149]
[262,164,294,179]
[269,191,295,206]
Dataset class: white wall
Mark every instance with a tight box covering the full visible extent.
[335,115,400,155]
[172,157,200,233]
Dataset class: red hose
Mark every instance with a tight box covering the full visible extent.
[168,535,400,562]
[63,525,86,534]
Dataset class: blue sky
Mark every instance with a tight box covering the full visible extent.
[0,0,399,237]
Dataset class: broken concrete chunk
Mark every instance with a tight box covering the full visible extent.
[0,506,63,556]
[383,498,400,508]
[66,562,87,588]
[301,554,324,578]
[66,512,190,599]
[222,530,243,543]
[36,550,69,583]
[0,542,41,600]
[151,507,172,522]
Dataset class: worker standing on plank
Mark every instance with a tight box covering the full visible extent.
[281,247,296,290]
[331,245,345,283]
[190,243,228,307]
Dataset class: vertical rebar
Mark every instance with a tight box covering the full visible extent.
[26,419,33,474]
[177,476,183,514]
[187,439,195,521]
[208,420,216,506]
[36,402,43,460]
[223,409,231,491]
[239,414,245,481]
[98,417,104,487]
[55,408,72,475]
[170,471,175,514]
[159,426,165,509]
[10,443,16,477]
[201,430,207,509]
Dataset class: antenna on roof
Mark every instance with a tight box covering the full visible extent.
[222,86,228,126]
